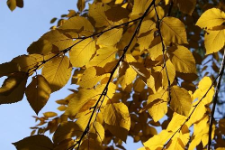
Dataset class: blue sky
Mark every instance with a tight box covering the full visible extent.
[0,0,142,149]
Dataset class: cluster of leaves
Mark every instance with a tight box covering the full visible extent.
[7,0,24,11]
[1,0,225,149]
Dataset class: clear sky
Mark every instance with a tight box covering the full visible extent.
[0,0,142,149]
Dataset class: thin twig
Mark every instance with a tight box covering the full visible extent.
[207,48,225,150]
[153,2,171,103]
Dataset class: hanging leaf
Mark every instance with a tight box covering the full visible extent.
[169,46,196,73]
[89,3,111,27]
[170,86,192,116]
[13,135,53,150]
[0,62,20,77]
[0,73,27,104]
[103,103,131,141]
[25,75,51,115]
[196,8,225,29]
[69,38,96,67]
[77,0,86,12]
[42,56,72,92]
[88,47,118,67]
[59,16,94,36]
[204,30,225,55]
[147,89,168,122]
[160,17,188,44]
[27,40,54,55]
[78,67,107,88]
[7,0,16,11]
[53,121,82,144]
[97,28,123,47]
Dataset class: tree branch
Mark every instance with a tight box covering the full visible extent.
[207,48,225,150]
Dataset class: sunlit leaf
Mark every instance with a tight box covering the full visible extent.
[196,8,225,29]
[42,56,72,92]
[69,38,96,67]
[88,47,118,67]
[103,103,131,141]
[170,86,192,116]
[169,46,196,73]
[160,17,188,44]
[204,29,225,55]
[89,3,111,27]
[97,28,123,47]
[25,75,51,115]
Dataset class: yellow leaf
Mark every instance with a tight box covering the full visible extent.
[41,30,74,50]
[27,40,53,55]
[148,36,163,60]
[97,28,123,47]
[196,8,225,29]
[144,130,173,149]
[90,122,105,143]
[0,62,20,77]
[43,111,57,118]
[103,103,131,141]
[89,3,111,27]
[69,38,96,67]
[204,29,225,55]
[25,75,51,115]
[174,0,196,15]
[76,110,95,131]
[147,89,168,122]
[170,86,192,116]
[59,16,94,36]
[166,113,186,132]
[7,0,16,11]
[53,121,82,144]
[88,47,118,67]
[42,56,72,92]
[65,83,116,117]
[120,66,137,90]
[130,0,152,19]
[139,20,156,36]
[0,73,27,104]
[12,55,38,74]
[192,76,214,105]
[13,135,53,150]
[137,29,155,52]
[160,17,188,44]
[78,67,107,88]
[162,59,176,88]
[169,46,196,73]
[77,0,85,11]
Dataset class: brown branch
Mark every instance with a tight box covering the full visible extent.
[207,48,225,150]
[167,1,173,16]
[67,0,157,149]
[153,2,172,103]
